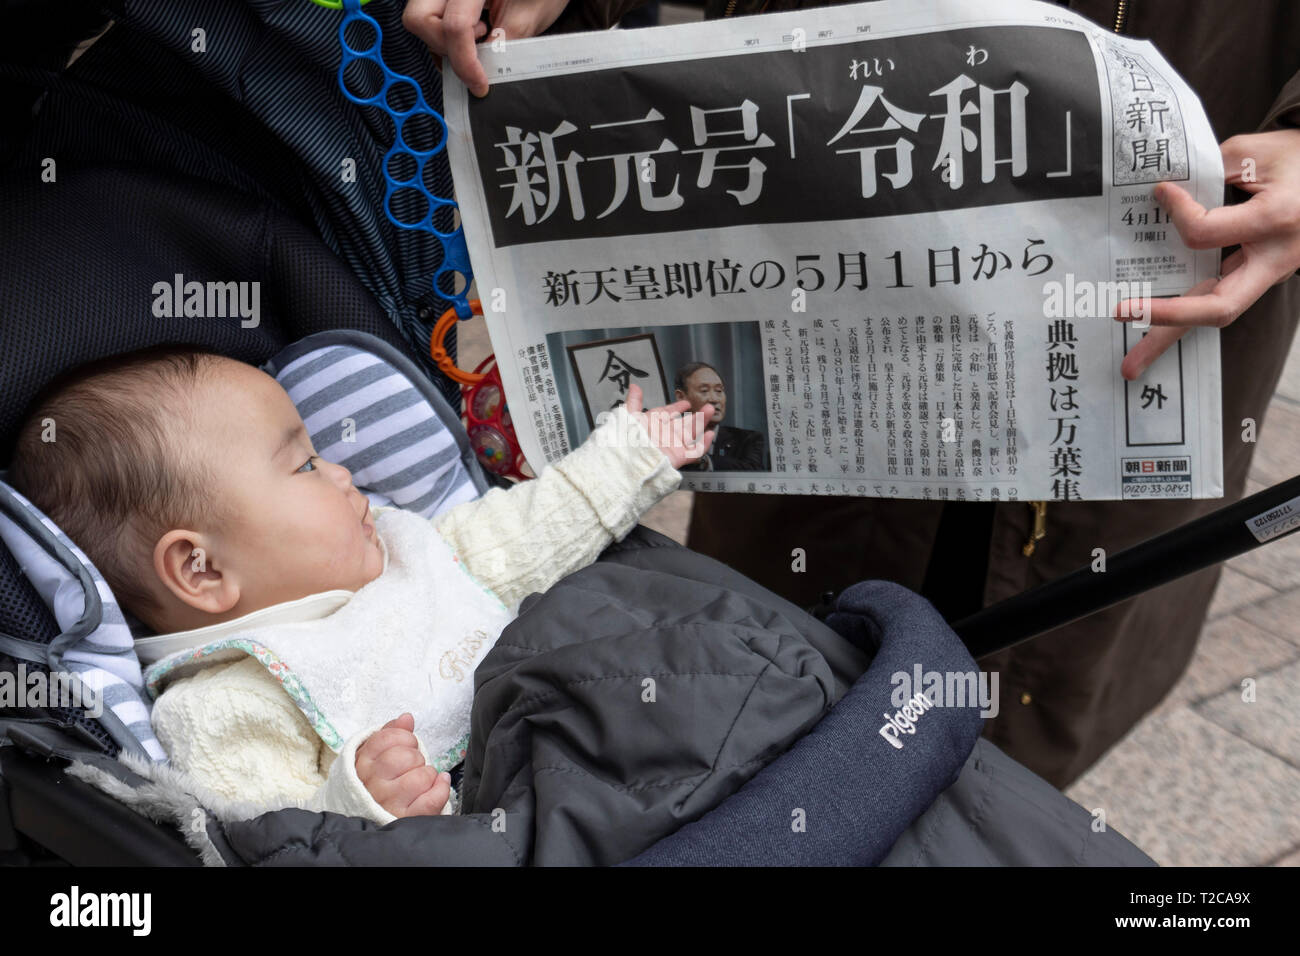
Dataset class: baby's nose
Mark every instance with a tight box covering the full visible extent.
[324,458,354,486]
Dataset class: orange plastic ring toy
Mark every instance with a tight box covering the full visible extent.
[430,301,486,386]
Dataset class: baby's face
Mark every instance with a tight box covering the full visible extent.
[181,360,385,615]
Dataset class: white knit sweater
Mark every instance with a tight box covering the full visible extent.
[139,406,679,825]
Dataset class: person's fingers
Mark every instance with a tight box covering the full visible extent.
[1120,255,1276,328]
[402,0,448,46]
[356,723,419,775]
[385,713,415,732]
[403,771,451,816]
[625,383,643,415]
[1220,135,1252,185]
[403,0,451,74]
[1114,273,1213,325]
[1219,134,1274,188]
[407,0,488,94]
[357,716,413,756]
[1220,248,1247,278]
[1120,325,1188,381]
[689,427,716,457]
[392,766,439,814]
[680,410,711,453]
[676,409,696,445]
[1156,181,1283,249]
[374,741,426,779]
[653,399,691,419]
[692,405,714,437]
[442,0,491,96]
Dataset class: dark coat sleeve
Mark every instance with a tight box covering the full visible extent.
[546,0,649,33]
[713,427,767,471]
[1258,69,1300,133]
[1256,70,1300,280]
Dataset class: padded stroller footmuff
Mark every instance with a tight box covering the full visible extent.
[622,579,988,866]
[153,545,987,866]
[128,570,1148,866]
[878,737,1155,866]
[622,580,1150,866]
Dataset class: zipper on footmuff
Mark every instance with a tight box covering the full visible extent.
[1022,501,1048,556]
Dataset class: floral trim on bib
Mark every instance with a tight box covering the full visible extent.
[145,639,473,769]
[434,732,470,774]
[145,639,345,751]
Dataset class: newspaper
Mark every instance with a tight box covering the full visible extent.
[443,0,1225,502]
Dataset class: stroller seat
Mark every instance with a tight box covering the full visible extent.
[1,0,1153,867]
[0,319,1151,866]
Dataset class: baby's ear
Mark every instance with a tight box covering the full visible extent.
[153,530,238,615]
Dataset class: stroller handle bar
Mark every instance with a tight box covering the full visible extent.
[951,474,1300,658]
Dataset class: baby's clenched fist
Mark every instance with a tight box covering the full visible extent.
[355,713,451,817]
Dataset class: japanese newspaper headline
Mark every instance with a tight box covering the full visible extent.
[443,0,1225,502]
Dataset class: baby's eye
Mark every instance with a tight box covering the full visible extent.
[297,455,319,474]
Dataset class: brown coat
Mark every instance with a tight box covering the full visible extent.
[551,0,1300,787]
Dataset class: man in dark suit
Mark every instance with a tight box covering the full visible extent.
[673,362,766,472]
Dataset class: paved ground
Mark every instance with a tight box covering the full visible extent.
[1064,335,1300,866]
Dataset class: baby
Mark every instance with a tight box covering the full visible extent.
[8,344,715,821]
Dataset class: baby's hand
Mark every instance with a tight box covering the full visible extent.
[354,713,451,818]
[623,383,715,470]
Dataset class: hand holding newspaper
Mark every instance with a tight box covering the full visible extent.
[442,0,1224,502]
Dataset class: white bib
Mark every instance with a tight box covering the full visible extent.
[143,508,516,770]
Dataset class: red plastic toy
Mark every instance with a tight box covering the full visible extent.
[429,301,531,482]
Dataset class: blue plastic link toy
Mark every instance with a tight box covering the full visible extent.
[323,0,475,321]
[314,0,530,480]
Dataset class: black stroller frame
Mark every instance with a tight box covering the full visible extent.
[952,474,1300,656]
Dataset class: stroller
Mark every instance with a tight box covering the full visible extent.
[0,0,1286,867]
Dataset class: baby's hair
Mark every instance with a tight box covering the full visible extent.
[8,344,232,630]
